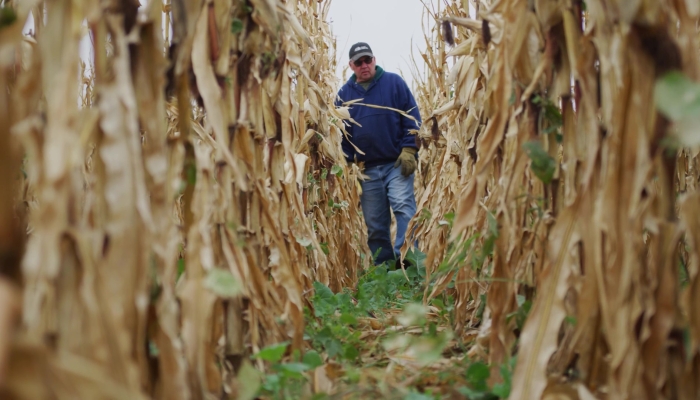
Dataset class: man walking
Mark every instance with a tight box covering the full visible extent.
[336,42,422,266]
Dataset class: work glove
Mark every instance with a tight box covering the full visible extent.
[394,147,417,177]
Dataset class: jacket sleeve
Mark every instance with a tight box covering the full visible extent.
[335,89,356,162]
[397,78,422,150]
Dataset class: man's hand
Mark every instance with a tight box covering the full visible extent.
[394,147,417,176]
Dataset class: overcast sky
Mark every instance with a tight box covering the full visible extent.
[327,0,431,89]
[24,0,438,91]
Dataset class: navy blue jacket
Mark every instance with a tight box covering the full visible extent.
[336,66,422,167]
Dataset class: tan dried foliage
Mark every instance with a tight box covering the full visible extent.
[4,0,700,398]
[0,0,369,398]
[408,0,700,398]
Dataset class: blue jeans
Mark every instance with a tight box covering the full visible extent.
[360,163,417,265]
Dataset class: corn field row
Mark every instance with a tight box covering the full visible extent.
[1,0,369,397]
[1,0,700,399]
[412,1,700,399]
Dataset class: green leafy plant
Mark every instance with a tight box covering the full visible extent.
[418,207,433,223]
[506,294,532,332]
[330,164,343,178]
[304,250,428,365]
[0,6,17,29]
[532,95,563,137]
[231,18,244,34]
[355,264,423,313]
[523,141,556,184]
[306,282,364,361]
[204,268,242,298]
[458,357,516,399]
[473,211,499,269]
[252,342,325,400]
[655,71,700,147]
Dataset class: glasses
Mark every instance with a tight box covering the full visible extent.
[353,57,374,67]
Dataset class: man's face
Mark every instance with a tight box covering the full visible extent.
[349,56,376,83]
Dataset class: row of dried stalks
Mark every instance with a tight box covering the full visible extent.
[0,0,370,398]
[407,0,700,398]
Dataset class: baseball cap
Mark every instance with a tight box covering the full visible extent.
[349,42,374,62]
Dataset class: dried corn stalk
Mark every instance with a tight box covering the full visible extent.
[1,0,368,398]
[411,0,700,398]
